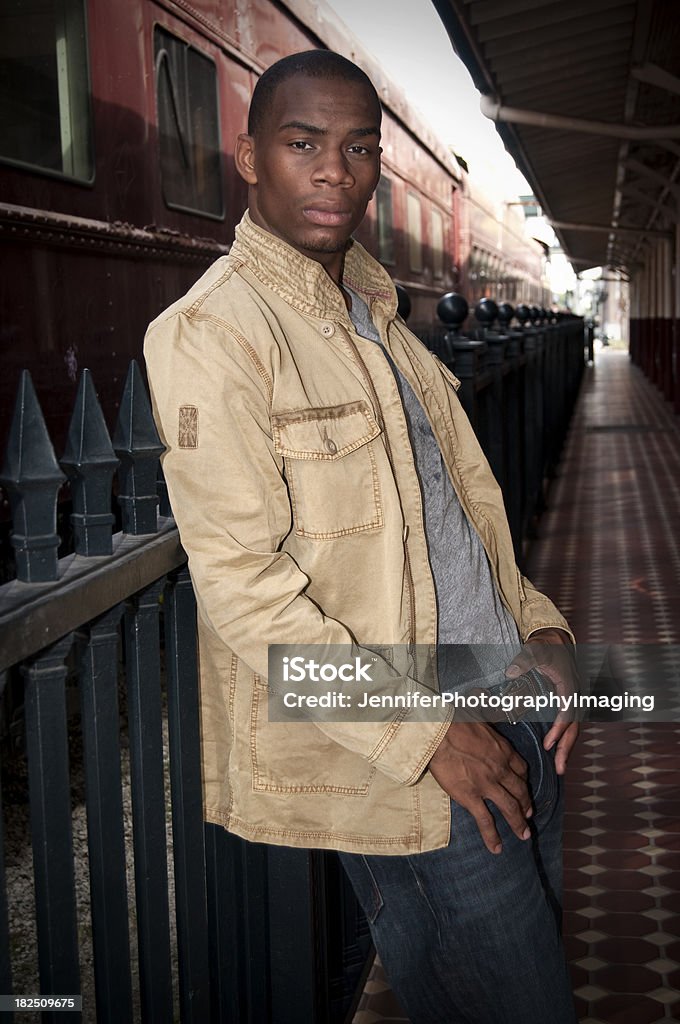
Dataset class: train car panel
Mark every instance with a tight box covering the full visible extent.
[0,0,547,456]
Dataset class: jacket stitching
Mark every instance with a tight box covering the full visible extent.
[186,260,236,315]
[249,681,374,795]
[190,311,274,402]
[224,814,419,845]
[286,443,384,539]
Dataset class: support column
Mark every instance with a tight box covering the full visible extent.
[629,269,640,365]
[648,244,657,383]
[675,222,680,413]
[640,252,651,377]
[661,237,673,400]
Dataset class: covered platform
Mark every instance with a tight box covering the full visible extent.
[433,0,680,411]
[356,348,680,1023]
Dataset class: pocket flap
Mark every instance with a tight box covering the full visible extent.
[272,401,381,460]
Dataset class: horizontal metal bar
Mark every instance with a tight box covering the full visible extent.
[0,519,185,672]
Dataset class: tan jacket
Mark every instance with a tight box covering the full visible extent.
[144,212,571,855]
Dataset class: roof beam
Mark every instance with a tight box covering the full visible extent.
[620,182,677,220]
[647,139,680,162]
[631,62,680,96]
[481,95,680,140]
[549,220,671,239]
[623,158,680,196]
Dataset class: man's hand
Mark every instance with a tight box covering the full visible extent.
[505,627,580,775]
[429,722,532,855]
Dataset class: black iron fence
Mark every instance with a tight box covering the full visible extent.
[0,297,586,1023]
[0,365,369,1024]
[412,298,586,557]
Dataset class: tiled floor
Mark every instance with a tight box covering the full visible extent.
[354,349,680,1023]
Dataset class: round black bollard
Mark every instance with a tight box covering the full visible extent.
[529,305,542,325]
[498,302,515,329]
[396,283,411,322]
[474,297,499,327]
[437,292,469,331]
[515,304,530,326]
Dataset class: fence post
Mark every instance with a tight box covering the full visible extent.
[268,847,323,1023]
[164,568,211,1023]
[497,302,524,558]
[0,760,12,1022]
[474,299,507,490]
[22,634,81,1024]
[61,370,119,557]
[124,580,173,1023]
[435,293,487,427]
[0,372,66,583]
[516,304,544,531]
[113,361,164,536]
[78,605,133,1024]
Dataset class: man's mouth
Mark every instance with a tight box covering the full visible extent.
[303,207,353,226]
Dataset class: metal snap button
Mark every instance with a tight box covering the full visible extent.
[324,438,337,454]
[321,323,335,337]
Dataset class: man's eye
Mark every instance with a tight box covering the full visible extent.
[290,140,313,150]
[348,145,370,155]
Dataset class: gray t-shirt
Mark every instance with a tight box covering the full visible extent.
[346,286,520,686]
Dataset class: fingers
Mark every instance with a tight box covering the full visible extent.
[460,768,533,855]
[468,796,531,855]
[506,632,576,691]
[552,722,580,774]
[428,723,532,854]
[468,801,504,855]
[504,649,539,679]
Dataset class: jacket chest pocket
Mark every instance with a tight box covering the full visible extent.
[272,401,384,539]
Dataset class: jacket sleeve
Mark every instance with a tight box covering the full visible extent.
[517,572,575,643]
[144,310,451,787]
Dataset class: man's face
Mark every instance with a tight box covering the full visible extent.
[236,74,382,280]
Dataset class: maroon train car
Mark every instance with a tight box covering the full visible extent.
[0,0,546,456]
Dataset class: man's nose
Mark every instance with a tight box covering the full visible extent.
[313,148,355,186]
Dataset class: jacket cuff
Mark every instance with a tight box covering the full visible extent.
[368,709,454,786]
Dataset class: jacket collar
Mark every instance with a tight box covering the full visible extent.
[231,211,398,324]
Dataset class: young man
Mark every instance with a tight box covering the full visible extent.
[145,50,578,1024]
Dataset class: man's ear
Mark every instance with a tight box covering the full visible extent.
[235,133,257,185]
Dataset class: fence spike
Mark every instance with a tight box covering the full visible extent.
[112,361,165,535]
[0,371,65,582]
[61,370,119,556]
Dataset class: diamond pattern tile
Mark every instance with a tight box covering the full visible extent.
[354,352,680,1022]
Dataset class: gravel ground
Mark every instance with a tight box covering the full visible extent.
[2,674,179,1024]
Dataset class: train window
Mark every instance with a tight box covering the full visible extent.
[431,208,444,279]
[0,0,93,181]
[376,176,395,265]
[155,27,223,219]
[407,193,422,272]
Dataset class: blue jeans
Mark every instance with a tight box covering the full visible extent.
[339,720,577,1024]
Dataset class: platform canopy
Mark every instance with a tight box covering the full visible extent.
[432,0,680,274]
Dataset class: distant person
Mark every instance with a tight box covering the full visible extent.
[145,49,578,1024]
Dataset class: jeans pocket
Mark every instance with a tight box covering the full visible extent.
[517,720,558,817]
[339,853,384,924]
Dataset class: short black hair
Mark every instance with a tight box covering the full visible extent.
[248,50,382,136]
